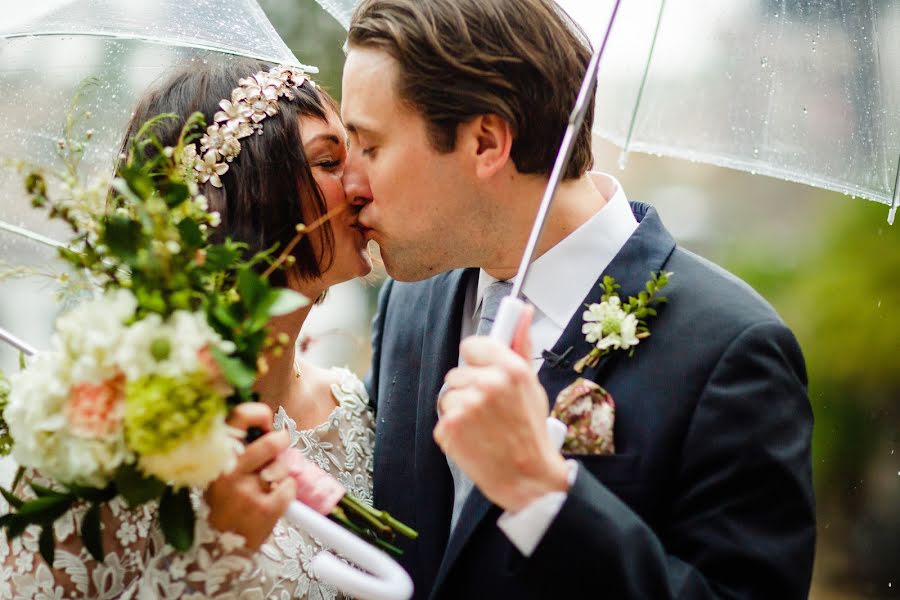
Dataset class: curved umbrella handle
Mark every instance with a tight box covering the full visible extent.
[284,500,414,600]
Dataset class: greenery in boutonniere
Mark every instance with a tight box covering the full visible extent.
[574,271,673,373]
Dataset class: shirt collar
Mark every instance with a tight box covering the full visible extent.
[475,173,637,329]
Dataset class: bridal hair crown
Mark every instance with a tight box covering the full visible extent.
[183,65,312,188]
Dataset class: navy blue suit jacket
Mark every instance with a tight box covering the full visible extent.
[366,203,815,599]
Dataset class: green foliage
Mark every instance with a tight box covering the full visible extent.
[159,487,195,552]
[0,370,12,456]
[727,199,899,505]
[4,104,315,561]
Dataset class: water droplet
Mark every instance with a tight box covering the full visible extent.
[753,147,759,157]
[802,107,808,115]
[877,300,882,308]
[760,57,769,69]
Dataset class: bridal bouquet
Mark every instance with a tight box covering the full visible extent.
[0,110,413,565]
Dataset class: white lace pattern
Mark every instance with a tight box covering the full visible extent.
[0,367,374,599]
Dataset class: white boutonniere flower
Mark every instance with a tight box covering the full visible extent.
[575,272,672,372]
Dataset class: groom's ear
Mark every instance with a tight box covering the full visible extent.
[461,114,514,180]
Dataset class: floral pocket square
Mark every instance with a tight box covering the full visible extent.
[550,378,615,455]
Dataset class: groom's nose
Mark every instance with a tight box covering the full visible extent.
[343,149,372,209]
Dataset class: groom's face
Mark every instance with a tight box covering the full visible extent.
[342,48,483,282]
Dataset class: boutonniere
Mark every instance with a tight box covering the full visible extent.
[574,271,672,373]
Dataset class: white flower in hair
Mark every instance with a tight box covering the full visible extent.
[186,64,312,187]
[195,150,229,188]
[214,98,252,130]
[199,123,229,156]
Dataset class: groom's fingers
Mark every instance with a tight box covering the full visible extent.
[510,305,534,361]
[459,336,531,384]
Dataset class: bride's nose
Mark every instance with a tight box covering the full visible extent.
[343,149,372,208]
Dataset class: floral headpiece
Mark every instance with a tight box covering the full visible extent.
[183,65,312,188]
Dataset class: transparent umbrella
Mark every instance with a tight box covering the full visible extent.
[317,0,900,224]
[0,0,311,254]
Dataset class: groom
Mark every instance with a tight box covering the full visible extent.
[341,0,815,598]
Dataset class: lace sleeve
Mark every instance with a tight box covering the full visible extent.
[0,469,155,599]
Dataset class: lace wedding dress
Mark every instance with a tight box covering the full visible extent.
[0,368,374,600]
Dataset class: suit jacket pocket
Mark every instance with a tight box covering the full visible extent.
[566,453,641,486]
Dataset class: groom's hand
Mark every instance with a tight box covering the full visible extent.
[435,311,570,513]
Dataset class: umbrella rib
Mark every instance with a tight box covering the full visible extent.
[889,153,899,226]
[620,0,667,168]
[0,326,37,357]
[0,31,314,71]
[0,220,65,249]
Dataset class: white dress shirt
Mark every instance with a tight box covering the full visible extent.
[457,173,638,556]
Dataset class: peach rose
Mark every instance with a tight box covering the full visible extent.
[66,373,126,438]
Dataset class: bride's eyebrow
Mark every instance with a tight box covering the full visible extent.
[305,134,342,146]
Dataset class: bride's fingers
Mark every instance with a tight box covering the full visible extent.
[259,454,292,484]
[238,429,291,474]
[227,402,274,435]
[266,477,297,511]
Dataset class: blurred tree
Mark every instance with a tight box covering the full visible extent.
[259,0,347,98]
[728,196,899,595]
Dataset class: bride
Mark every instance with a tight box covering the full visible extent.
[0,58,376,599]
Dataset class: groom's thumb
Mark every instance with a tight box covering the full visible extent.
[510,304,534,361]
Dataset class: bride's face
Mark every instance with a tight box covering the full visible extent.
[300,107,372,288]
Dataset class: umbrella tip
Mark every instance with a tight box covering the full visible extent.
[617,151,629,171]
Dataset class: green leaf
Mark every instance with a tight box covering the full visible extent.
[2,514,28,539]
[0,487,22,510]
[104,215,142,260]
[29,482,66,498]
[119,165,156,201]
[210,302,240,329]
[114,465,166,507]
[266,289,310,317]
[159,487,195,551]
[81,504,104,562]
[177,218,203,249]
[164,182,190,208]
[38,524,55,566]
[237,268,267,311]
[16,495,73,522]
[205,245,241,271]
[211,348,257,390]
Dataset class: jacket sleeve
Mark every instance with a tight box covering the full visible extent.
[528,320,816,599]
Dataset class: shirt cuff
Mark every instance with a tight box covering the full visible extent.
[496,460,578,557]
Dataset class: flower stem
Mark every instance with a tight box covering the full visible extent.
[262,204,348,280]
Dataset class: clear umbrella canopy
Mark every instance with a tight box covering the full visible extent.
[0,0,310,258]
[316,0,900,222]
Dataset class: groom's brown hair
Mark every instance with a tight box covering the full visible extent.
[348,0,594,180]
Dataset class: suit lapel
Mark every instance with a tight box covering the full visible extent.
[413,268,477,586]
[539,202,676,400]
[431,203,675,593]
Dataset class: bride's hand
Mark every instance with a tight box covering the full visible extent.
[204,403,297,551]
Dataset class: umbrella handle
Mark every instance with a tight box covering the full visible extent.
[490,297,567,449]
[283,500,414,600]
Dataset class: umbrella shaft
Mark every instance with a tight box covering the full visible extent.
[0,326,37,357]
[510,0,623,299]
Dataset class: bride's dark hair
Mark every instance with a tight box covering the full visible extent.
[121,57,338,286]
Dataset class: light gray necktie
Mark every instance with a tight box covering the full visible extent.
[447,279,513,532]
